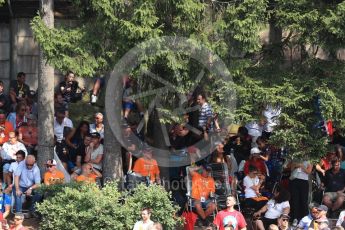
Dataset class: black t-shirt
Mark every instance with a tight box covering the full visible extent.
[0,93,10,113]
[59,81,79,102]
[324,168,345,192]
[76,144,87,165]
[9,80,30,100]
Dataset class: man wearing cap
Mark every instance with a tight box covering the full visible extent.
[84,132,103,172]
[0,110,14,145]
[132,147,160,184]
[14,155,41,214]
[243,147,267,176]
[277,214,292,230]
[214,195,247,230]
[18,114,38,155]
[44,159,65,185]
[189,165,216,223]
[1,131,27,185]
[322,159,345,213]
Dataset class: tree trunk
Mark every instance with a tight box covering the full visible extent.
[102,114,123,183]
[37,0,54,169]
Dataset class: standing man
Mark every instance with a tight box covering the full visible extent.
[14,155,41,214]
[196,92,213,132]
[214,195,247,230]
[133,207,154,230]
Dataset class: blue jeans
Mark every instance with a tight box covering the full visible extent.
[13,186,42,212]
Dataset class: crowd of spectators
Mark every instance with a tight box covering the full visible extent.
[1,71,345,230]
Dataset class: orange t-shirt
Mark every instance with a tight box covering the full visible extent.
[18,126,38,145]
[133,157,160,182]
[191,173,215,201]
[76,173,98,183]
[44,170,65,185]
[0,121,14,145]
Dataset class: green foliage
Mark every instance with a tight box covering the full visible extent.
[37,183,182,230]
[31,0,345,160]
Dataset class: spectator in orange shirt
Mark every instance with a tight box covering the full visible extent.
[244,147,267,176]
[133,147,161,184]
[76,163,102,184]
[0,110,14,145]
[189,165,216,222]
[18,114,38,155]
[44,159,65,185]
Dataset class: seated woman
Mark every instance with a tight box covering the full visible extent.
[243,165,268,212]
[253,186,290,230]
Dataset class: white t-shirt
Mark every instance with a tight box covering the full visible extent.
[133,220,154,230]
[9,161,20,182]
[336,210,345,227]
[1,142,27,160]
[291,161,310,181]
[264,200,290,219]
[243,175,260,198]
[54,117,73,142]
[90,144,104,170]
[89,123,104,139]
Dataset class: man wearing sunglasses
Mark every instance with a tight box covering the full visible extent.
[14,154,41,215]
[9,212,26,230]
[296,203,320,230]
[277,214,292,230]
[44,159,65,185]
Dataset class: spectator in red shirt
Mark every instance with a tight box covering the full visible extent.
[244,147,267,176]
[0,110,14,145]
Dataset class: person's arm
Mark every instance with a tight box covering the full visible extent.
[90,153,103,164]
[76,155,82,168]
[14,175,22,196]
[301,162,313,174]
[91,167,102,178]
[84,146,92,163]
[254,204,268,217]
[315,162,325,176]
[65,128,77,149]
[188,165,201,177]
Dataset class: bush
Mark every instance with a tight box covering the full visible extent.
[36,183,182,230]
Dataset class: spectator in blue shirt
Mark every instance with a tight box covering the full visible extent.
[0,184,12,220]
[14,154,41,214]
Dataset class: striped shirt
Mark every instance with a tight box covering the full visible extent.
[198,103,213,130]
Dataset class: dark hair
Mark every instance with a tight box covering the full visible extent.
[141,207,152,214]
[65,70,74,78]
[15,102,26,113]
[331,159,340,166]
[74,121,90,139]
[248,165,257,173]
[17,72,25,78]
[0,81,3,87]
[197,91,207,100]
[256,136,267,145]
[274,186,290,203]
[16,150,26,159]
[238,126,248,136]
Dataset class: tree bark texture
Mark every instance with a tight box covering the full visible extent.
[37,0,54,169]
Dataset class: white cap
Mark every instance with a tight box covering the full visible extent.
[250,147,261,155]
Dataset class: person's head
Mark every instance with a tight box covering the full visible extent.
[248,165,258,178]
[237,126,248,138]
[196,92,207,106]
[331,159,341,172]
[65,71,75,83]
[309,202,320,219]
[94,112,103,124]
[273,185,290,203]
[8,131,18,144]
[0,110,6,124]
[15,150,26,163]
[141,207,152,222]
[17,72,26,84]
[54,93,64,104]
[25,155,36,170]
[278,214,290,228]
[200,164,212,178]
[45,159,57,172]
[142,147,153,160]
[76,121,90,135]
[81,163,93,175]
[215,141,224,154]
[84,134,92,146]
[90,132,101,146]
[250,147,261,159]
[256,136,267,149]
[13,213,24,226]
[317,205,328,217]
[225,195,237,208]
[16,102,27,117]
[55,109,66,123]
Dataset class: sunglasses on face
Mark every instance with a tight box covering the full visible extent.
[46,165,54,168]
[282,219,289,222]
[14,218,22,221]
[26,164,34,167]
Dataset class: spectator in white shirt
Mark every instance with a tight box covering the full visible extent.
[1,131,27,185]
[89,112,104,140]
[133,207,154,230]
[84,132,103,172]
[54,108,73,143]
[8,150,26,184]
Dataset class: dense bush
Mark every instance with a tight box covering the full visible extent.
[37,183,182,230]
